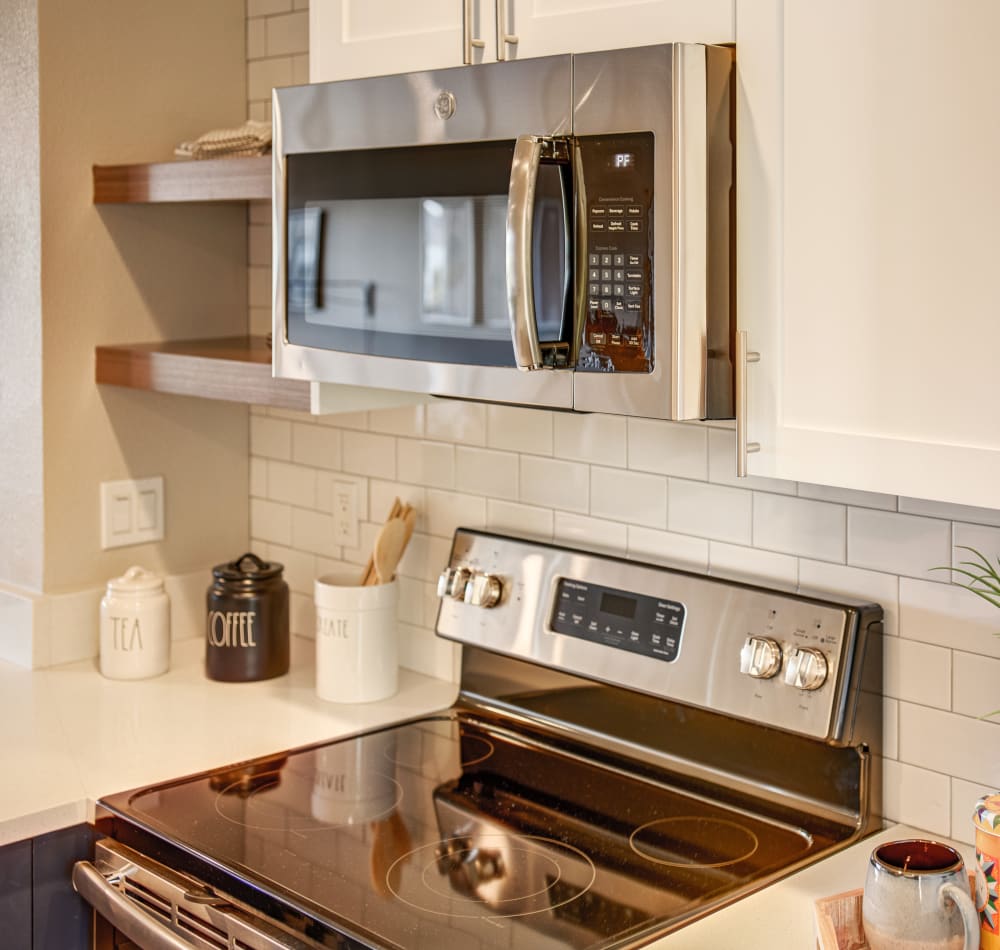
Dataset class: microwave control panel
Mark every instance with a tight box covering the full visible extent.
[578,131,654,374]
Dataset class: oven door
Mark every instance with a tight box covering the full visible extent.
[273,56,575,410]
[74,840,322,950]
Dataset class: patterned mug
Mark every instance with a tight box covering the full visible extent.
[974,793,1000,948]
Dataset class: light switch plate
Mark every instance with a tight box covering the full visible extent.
[100,476,164,549]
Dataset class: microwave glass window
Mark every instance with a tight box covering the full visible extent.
[285,142,570,366]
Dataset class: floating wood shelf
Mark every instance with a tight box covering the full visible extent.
[95,336,309,411]
[93,155,270,203]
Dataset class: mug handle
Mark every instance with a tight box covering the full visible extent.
[939,881,979,950]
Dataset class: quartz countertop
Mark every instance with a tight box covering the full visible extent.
[3,637,973,947]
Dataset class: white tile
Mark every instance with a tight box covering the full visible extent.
[47,588,102,666]
[292,423,341,470]
[753,492,845,562]
[628,419,707,480]
[953,522,1000,570]
[708,542,798,588]
[317,410,369,430]
[455,447,518,501]
[248,265,270,308]
[881,759,951,836]
[901,496,1000,528]
[292,53,309,87]
[262,544,316,597]
[291,508,339,558]
[706,427,797,495]
[899,577,1000,657]
[553,513,628,557]
[398,622,459,682]
[951,777,994,845]
[266,10,309,55]
[250,498,292,546]
[250,416,291,460]
[163,570,208,643]
[266,460,316,507]
[248,100,269,123]
[848,508,951,580]
[247,56,294,101]
[249,456,267,498]
[426,402,486,446]
[342,431,396,479]
[590,466,667,527]
[246,18,267,60]
[520,456,588,513]
[554,413,626,467]
[899,701,1000,788]
[248,0,291,15]
[249,200,271,225]
[668,479,752,545]
[798,482,896,511]
[249,306,270,337]
[953,650,1000,719]
[248,224,270,267]
[396,576,426,628]
[487,405,552,455]
[883,698,899,760]
[627,527,709,572]
[798,559,900,638]
[883,636,951,709]
[290,591,314,638]
[397,533,452,584]
[486,500,554,541]
[368,406,425,437]
[368,481,425,527]
[425,490,486,539]
[397,440,455,489]
[267,406,310,423]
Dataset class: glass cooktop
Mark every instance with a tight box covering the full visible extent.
[101,711,835,949]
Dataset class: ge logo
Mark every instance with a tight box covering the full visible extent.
[434,91,456,120]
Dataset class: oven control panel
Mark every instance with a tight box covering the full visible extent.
[551,578,684,663]
[435,529,883,744]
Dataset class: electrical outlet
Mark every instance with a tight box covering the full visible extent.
[331,479,359,548]
[100,477,164,549]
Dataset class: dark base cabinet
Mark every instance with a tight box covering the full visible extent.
[0,824,95,950]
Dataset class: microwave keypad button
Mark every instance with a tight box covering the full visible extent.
[591,220,605,232]
[613,284,624,297]
[607,206,624,216]
[625,270,642,281]
[627,254,642,266]
[627,284,642,297]
[626,301,642,312]
[590,332,606,345]
[588,283,600,296]
[613,269,625,282]
[626,333,641,346]
[608,220,625,232]
[588,298,600,311]
[613,254,625,266]
[627,220,642,233]
[613,299,625,313]
[601,254,612,266]
[627,205,642,216]
[590,206,606,216]
[601,284,612,296]
[601,298,612,311]
[601,269,612,281]
[589,254,600,267]
[588,268,600,282]
[610,333,622,346]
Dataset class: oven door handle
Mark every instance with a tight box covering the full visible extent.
[73,860,195,950]
[506,135,546,371]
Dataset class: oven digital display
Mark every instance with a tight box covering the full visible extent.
[551,578,684,663]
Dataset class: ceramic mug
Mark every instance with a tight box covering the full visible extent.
[862,839,978,950]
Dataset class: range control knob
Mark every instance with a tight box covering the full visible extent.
[739,636,783,679]
[783,647,829,691]
[436,567,471,600]
[463,572,503,608]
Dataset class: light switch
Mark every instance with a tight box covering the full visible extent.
[100,477,164,549]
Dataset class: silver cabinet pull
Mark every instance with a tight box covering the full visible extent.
[506,135,545,369]
[463,0,485,64]
[736,330,760,477]
[496,0,519,61]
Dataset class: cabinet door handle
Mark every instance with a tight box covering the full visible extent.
[496,0,519,61]
[736,330,760,477]
[463,0,485,64]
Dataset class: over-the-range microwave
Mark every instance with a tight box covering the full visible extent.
[272,43,734,420]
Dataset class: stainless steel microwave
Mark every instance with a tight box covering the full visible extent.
[272,43,733,420]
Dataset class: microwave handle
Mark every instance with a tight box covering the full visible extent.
[506,135,546,370]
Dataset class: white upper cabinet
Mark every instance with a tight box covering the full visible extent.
[311,0,733,82]
[737,0,1000,510]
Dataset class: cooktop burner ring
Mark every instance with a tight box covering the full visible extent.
[386,833,597,921]
[629,816,760,869]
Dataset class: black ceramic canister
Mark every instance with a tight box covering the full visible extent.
[206,552,289,682]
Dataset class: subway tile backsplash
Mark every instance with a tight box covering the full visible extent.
[247,0,1000,846]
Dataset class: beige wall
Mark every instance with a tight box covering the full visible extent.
[36,0,252,592]
[0,0,44,592]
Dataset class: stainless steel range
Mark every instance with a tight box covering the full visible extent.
[75,529,883,949]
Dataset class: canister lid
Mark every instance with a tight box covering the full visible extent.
[107,565,164,593]
[975,793,1000,833]
[212,552,284,584]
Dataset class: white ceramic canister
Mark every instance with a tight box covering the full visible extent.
[99,566,170,680]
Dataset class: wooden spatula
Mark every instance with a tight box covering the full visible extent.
[373,516,409,585]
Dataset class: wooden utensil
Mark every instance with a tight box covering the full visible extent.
[373,516,408,584]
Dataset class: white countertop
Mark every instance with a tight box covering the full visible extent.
[3,637,973,947]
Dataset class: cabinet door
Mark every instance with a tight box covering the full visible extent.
[508,0,733,60]
[311,0,493,83]
[737,0,1000,509]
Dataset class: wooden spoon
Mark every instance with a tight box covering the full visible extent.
[373,516,409,584]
